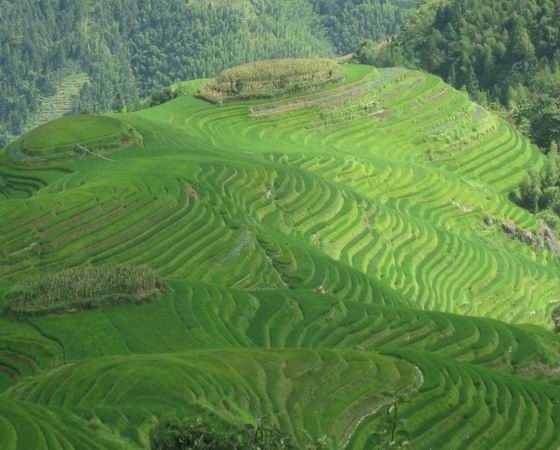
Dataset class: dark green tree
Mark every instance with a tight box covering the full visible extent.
[113,93,125,113]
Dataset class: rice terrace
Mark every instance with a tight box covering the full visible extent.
[2,53,560,450]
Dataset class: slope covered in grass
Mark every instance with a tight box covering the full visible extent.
[3,115,142,167]
[24,116,126,151]
[0,61,559,449]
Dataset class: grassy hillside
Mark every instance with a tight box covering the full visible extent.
[1,61,560,449]
[3,115,142,167]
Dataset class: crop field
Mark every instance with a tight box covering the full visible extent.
[3,265,163,317]
[3,115,142,168]
[0,62,559,449]
[199,58,347,103]
[23,116,127,152]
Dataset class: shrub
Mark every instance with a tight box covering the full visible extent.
[150,415,329,450]
[127,99,150,112]
[552,306,560,332]
[149,88,179,107]
[150,416,296,450]
[3,265,164,318]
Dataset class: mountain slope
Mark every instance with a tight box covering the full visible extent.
[1,62,560,448]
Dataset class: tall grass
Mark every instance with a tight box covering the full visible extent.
[199,59,346,103]
[3,265,163,318]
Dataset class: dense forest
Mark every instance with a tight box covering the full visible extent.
[0,0,417,147]
[310,0,417,54]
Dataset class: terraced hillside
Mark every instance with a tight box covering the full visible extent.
[1,62,560,449]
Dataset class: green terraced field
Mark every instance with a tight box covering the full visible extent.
[3,115,141,167]
[23,116,125,152]
[1,63,560,449]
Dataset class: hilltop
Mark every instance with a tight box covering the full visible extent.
[1,60,560,449]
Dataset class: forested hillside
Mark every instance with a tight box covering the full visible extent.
[359,0,560,150]
[0,0,416,147]
[310,0,416,54]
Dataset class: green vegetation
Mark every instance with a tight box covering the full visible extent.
[1,62,560,448]
[3,265,163,318]
[0,0,327,146]
[358,0,560,151]
[3,115,142,166]
[25,116,127,152]
[23,72,90,135]
[199,59,345,103]
[310,0,417,54]
[512,144,560,240]
[357,0,560,253]
[371,393,410,450]
[0,0,414,147]
[150,415,302,450]
[148,88,179,108]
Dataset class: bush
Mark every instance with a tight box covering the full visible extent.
[127,99,150,112]
[150,416,296,450]
[149,88,179,107]
[3,265,164,318]
[150,415,329,450]
[552,306,560,332]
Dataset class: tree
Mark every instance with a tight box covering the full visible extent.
[465,65,480,98]
[508,15,535,61]
[447,63,458,86]
[113,93,125,113]
[367,0,560,154]
[149,87,178,107]
[519,171,543,213]
[552,305,560,331]
[546,141,560,184]
[371,392,410,450]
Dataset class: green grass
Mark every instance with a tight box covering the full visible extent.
[2,281,560,448]
[6,349,419,447]
[0,62,559,448]
[24,115,125,152]
[2,114,142,167]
